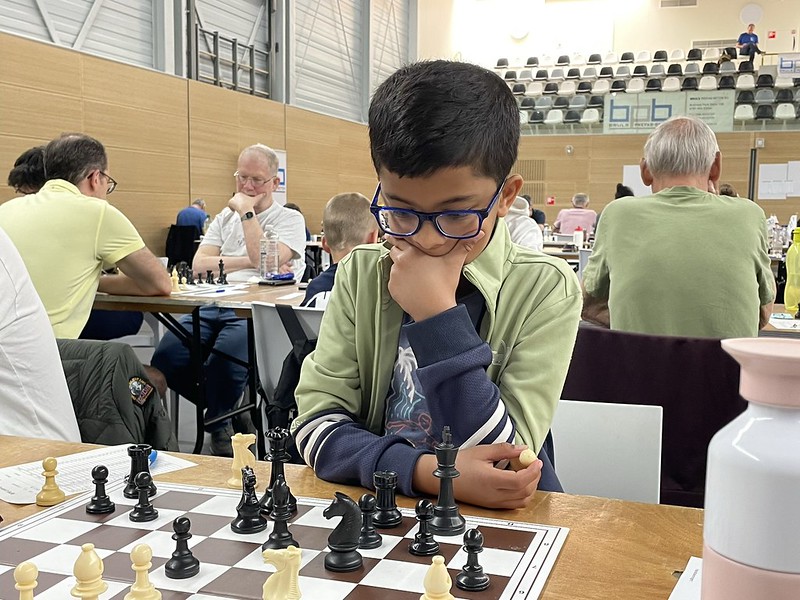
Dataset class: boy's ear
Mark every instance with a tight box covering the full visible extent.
[496,175,524,218]
[321,236,331,254]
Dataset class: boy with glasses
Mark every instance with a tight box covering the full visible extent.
[293,61,582,509]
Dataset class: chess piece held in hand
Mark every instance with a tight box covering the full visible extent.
[36,457,65,507]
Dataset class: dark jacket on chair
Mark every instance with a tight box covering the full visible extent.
[57,339,178,451]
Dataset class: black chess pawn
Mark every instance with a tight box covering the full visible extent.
[358,494,382,549]
[129,472,158,522]
[123,444,156,499]
[373,471,402,528]
[86,465,115,515]
[231,466,268,534]
[165,517,201,579]
[261,475,299,551]
[187,270,195,285]
[456,528,491,592]
[409,499,440,556]
[430,426,466,536]
[260,427,297,516]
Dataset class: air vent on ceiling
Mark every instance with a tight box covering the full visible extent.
[660,0,697,7]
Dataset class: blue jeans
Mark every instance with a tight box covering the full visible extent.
[80,309,144,340]
[151,307,248,432]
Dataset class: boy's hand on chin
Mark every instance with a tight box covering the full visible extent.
[386,232,485,322]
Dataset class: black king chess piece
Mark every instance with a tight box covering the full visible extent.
[86,465,115,515]
[260,427,297,516]
[165,517,201,579]
[123,444,157,499]
[429,426,466,536]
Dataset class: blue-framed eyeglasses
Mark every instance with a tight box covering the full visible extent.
[369,181,505,240]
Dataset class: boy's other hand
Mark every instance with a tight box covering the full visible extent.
[413,443,542,510]
[387,232,485,322]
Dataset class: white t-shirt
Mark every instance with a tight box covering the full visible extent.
[0,227,81,442]
[201,201,307,282]
[504,197,544,252]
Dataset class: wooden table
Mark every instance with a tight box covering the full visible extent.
[0,436,703,600]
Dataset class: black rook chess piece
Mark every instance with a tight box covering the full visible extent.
[129,472,158,522]
[165,517,201,579]
[231,466,268,534]
[259,427,297,516]
[373,471,402,528]
[261,475,299,551]
[429,426,466,536]
[409,499,440,556]
[456,528,491,592]
[358,494,382,549]
[86,465,115,515]
[124,444,156,499]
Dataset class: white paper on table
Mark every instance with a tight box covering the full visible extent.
[171,283,250,297]
[669,556,702,600]
[0,445,196,504]
[769,315,800,330]
[277,292,305,301]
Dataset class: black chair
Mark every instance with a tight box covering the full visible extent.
[599,66,614,78]
[681,77,698,91]
[543,82,559,95]
[529,110,545,124]
[718,76,736,90]
[577,81,593,94]
[632,65,648,78]
[504,70,517,81]
[587,53,602,65]
[755,104,774,120]
[520,97,536,110]
[702,62,719,75]
[686,48,702,61]
[653,50,668,62]
[556,54,570,66]
[756,74,774,88]
[736,90,755,104]
[738,61,754,74]
[564,110,581,124]
[165,225,199,270]
[610,80,627,93]
[620,51,634,63]
[723,47,738,60]
[566,68,581,79]
[511,83,525,95]
[534,69,549,81]
[553,96,570,109]
[526,56,539,67]
[667,63,683,77]
[646,78,662,92]
[587,95,604,108]
[776,88,794,103]
[496,58,509,68]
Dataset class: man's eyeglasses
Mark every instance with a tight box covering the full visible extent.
[99,171,117,194]
[234,171,275,188]
[369,181,504,240]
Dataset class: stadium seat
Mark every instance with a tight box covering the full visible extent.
[775,103,797,122]
[526,56,539,68]
[703,48,721,61]
[569,95,587,109]
[775,89,794,103]
[535,96,553,110]
[582,67,598,80]
[496,58,509,69]
[517,69,533,82]
[653,50,668,62]
[543,82,559,95]
[795,88,800,103]
[512,83,526,95]
[566,68,581,80]
[550,68,565,81]
[598,66,614,78]
[736,74,756,90]
[775,77,794,89]
[581,108,601,125]
[534,69,549,81]
[684,63,701,76]
[645,78,663,92]
[519,111,528,125]
[723,47,738,60]
[556,55,570,66]
[553,96,570,109]
[698,76,717,91]
[504,70,518,81]
[650,64,666,78]
[632,65,648,78]
[525,82,544,97]
[620,51,635,63]
[687,48,702,61]
[571,54,586,66]
[734,104,755,123]
[544,108,564,126]
[719,61,737,75]
[738,61,754,74]
[539,55,555,68]
[702,63,719,75]
[564,110,582,124]
[755,104,774,120]
[718,76,735,90]
[615,66,631,79]
[669,49,685,62]
[736,90,755,104]
[756,74,774,88]
[611,80,627,93]
[520,97,536,110]
[627,79,645,94]
[603,52,619,65]
[577,81,593,94]
[754,89,775,104]
[587,53,602,65]
[681,77,698,91]
[587,95,604,109]
[529,110,545,125]
[558,81,577,96]
[662,77,681,92]
[667,64,683,77]
[635,51,651,63]
[592,79,611,95]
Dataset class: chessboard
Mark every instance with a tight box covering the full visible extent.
[0,481,568,600]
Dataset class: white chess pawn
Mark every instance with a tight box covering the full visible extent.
[228,432,257,489]
[125,544,162,600]
[36,456,65,507]
[420,555,454,600]
[71,543,108,600]
[14,561,37,600]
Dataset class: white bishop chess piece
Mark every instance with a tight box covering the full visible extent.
[71,543,108,600]
[421,555,454,600]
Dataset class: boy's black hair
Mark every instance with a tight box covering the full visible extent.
[369,60,519,187]
[7,146,45,192]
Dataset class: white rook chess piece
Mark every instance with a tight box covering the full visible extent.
[228,432,257,489]
[14,561,37,600]
[125,544,162,600]
[71,543,108,600]
[36,456,65,507]
[420,555,454,600]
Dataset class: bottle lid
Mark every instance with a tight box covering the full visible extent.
[722,338,800,408]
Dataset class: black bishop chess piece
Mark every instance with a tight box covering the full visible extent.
[260,427,297,516]
[409,499,440,556]
[165,517,201,579]
[261,475,299,551]
[86,465,115,515]
[456,528,491,592]
[231,466,268,534]
[123,444,157,499]
[323,492,363,572]
[358,494,382,549]
[129,472,158,522]
[429,426,466,536]
[373,470,402,528]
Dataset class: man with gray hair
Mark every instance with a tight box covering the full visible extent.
[582,115,774,338]
[152,143,306,456]
[554,192,597,234]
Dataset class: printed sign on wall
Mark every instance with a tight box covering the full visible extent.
[602,91,735,134]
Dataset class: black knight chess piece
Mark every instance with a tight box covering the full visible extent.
[261,475,299,551]
[165,517,201,579]
[231,466,268,534]
[373,471,402,528]
[455,528,491,592]
[409,499,439,556]
[86,465,115,515]
[129,471,158,522]
[123,444,156,499]
[323,492,363,572]
[429,426,466,536]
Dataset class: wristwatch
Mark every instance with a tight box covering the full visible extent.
[240,211,255,222]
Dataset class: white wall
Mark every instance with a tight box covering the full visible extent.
[417,0,800,66]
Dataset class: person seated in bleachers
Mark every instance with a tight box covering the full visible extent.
[737,23,763,57]
[554,193,597,234]
[176,199,208,237]
[6,146,45,195]
[302,192,379,309]
[504,196,544,251]
[582,115,775,338]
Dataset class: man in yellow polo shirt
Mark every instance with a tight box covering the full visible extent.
[0,133,171,338]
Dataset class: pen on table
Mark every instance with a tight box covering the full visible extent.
[149,450,158,466]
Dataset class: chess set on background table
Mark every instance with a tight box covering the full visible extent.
[0,429,568,599]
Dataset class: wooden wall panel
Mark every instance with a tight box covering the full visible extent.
[1,33,82,97]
